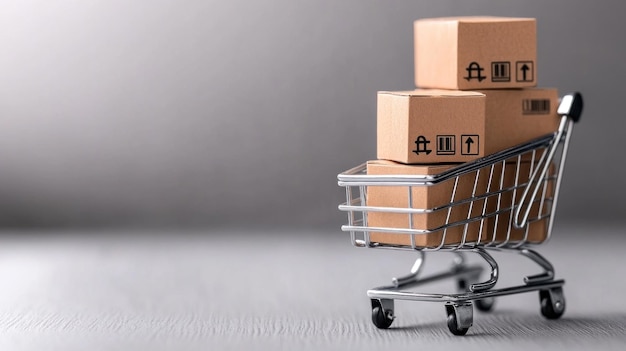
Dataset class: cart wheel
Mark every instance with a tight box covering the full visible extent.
[447,313,468,336]
[475,297,495,312]
[540,287,565,319]
[445,303,473,336]
[371,306,394,329]
[371,299,394,329]
[457,278,468,291]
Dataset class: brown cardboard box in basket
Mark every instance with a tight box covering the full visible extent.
[366,160,489,247]
[414,17,537,90]
[479,88,561,156]
[366,160,555,248]
[377,88,560,164]
[484,161,556,244]
[377,90,486,164]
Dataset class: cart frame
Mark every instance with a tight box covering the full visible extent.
[337,93,582,335]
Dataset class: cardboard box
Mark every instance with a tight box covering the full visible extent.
[377,89,486,164]
[377,88,560,164]
[414,17,537,90]
[366,160,489,247]
[479,88,560,155]
[365,160,554,247]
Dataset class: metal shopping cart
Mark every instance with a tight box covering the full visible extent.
[337,93,583,335]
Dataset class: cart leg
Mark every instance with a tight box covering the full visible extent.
[519,248,555,284]
[371,299,395,329]
[392,251,425,288]
[468,248,499,292]
[445,302,473,336]
[453,252,471,290]
[452,251,466,269]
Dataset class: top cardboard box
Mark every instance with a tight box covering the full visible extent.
[414,17,537,90]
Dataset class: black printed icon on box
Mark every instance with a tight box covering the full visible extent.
[464,62,485,82]
[516,61,534,82]
[436,135,456,155]
[461,135,479,155]
[413,135,432,155]
[491,61,511,82]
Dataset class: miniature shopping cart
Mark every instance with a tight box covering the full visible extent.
[337,93,583,335]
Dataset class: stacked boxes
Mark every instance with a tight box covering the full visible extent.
[368,17,560,247]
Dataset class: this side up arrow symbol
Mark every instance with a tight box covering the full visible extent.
[521,64,530,81]
[465,137,474,154]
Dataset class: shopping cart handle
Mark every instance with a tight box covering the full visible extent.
[557,92,583,123]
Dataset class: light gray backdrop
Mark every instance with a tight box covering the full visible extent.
[0,0,622,229]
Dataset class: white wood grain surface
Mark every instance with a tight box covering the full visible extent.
[0,223,624,350]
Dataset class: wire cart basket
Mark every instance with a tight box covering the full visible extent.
[337,93,583,335]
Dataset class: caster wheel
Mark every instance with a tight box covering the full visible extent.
[445,303,473,336]
[446,311,469,336]
[457,278,468,292]
[540,287,565,319]
[372,306,394,329]
[475,297,495,312]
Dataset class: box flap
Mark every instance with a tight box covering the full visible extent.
[416,16,535,24]
[378,89,485,98]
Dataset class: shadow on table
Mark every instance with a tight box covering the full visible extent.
[388,310,626,338]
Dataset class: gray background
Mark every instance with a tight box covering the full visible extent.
[0,0,622,229]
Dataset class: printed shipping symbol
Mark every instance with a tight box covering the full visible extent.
[464,62,486,82]
[464,137,474,153]
[436,135,456,155]
[491,61,511,82]
[516,61,534,82]
[461,135,479,155]
[520,64,530,80]
[413,135,432,155]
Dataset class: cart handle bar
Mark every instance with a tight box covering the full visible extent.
[513,92,583,228]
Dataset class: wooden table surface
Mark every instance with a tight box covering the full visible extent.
[0,223,623,350]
